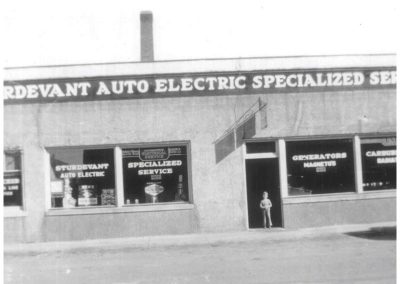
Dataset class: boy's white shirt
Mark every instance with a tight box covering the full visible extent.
[260,198,272,209]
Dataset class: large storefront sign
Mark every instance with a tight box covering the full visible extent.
[3,67,396,104]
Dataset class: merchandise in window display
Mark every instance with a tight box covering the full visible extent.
[101,189,116,205]
[144,183,165,203]
[62,178,76,208]
[175,175,188,201]
[78,185,97,206]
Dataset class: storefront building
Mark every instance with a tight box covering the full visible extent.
[3,54,396,243]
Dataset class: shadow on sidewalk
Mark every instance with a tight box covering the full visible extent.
[344,226,396,241]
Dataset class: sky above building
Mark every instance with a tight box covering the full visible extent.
[2,0,398,67]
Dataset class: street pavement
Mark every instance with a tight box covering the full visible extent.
[4,223,396,284]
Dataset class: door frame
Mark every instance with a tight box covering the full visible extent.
[242,139,287,229]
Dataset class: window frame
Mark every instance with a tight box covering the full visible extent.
[284,137,357,196]
[45,141,193,213]
[359,135,397,192]
[47,146,117,209]
[121,144,191,206]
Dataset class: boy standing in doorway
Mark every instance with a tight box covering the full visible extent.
[260,191,272,228]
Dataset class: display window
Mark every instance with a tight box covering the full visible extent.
[48,148,115,208]
[3,150,23,207]
[361,137,396,191]
[286,139,355,195]
[122,145,189,204]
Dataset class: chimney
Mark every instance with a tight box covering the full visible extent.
[140,11,154,62]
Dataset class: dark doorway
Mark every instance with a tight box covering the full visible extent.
[245,158,282,228]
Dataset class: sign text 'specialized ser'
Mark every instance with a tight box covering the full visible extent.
[3,68,396,104]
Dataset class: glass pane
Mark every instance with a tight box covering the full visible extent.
[361,137,396,191]
[48,148,115,208]
[4,172,23,206]
[286,139,355,195]
[4,151,21,171]
[246,142,276,154]
[122,146,189,204]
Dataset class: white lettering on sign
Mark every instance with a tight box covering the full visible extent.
[96,82,111,95]
[137,80,149,93]
[3,69,396,102]
[153,76,246,93]
[377,157,396,164]
[365,149,396,164]
[4,178,20,184]
[304,161,337,168]
[55,163,109,172]
[77,171,105,178]
[96,80,149,95]
[5,185,19,191]
[138,168,173,175]
[128,160,182,168]
[292,152,348,169]
[60,172,76,178]
[292,152,347,161]
[365,150,396,157]
[252,72,365,89]
[369,71,396,85]
[4,82,91,100]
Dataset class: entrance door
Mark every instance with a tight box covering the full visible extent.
[245,158,282,228]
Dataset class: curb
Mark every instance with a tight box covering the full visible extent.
[4,222,396,256]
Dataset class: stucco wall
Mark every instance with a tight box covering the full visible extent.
[43,209,197,242]
[255,88,396,138]
[282,196,396,228]
[4,86,396,242]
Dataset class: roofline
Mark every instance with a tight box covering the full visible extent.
[4,53,396,70]
[4,53,396,81]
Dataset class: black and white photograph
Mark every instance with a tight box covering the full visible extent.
[2,0,397,283]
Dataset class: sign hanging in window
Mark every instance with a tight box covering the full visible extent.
[286,139,355,195]
[122,146,189,204]
[48,148,115,208]
[4,150,23,207]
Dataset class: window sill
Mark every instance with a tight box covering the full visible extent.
[45,202,194,216]
[283,189,396,204]
[3,207,27,218]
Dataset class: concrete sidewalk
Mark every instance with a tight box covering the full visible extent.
[4,221,396,255]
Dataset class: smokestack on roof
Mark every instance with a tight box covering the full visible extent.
[140,11,154,62]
